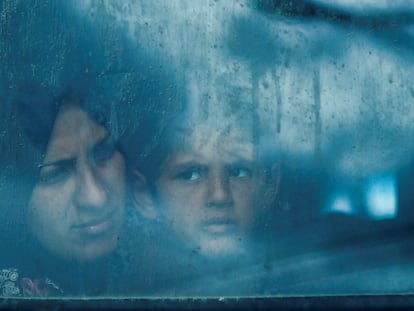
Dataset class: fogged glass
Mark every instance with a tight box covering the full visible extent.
[1,0,414,297]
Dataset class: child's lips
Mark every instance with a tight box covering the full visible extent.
[202,217,236,234]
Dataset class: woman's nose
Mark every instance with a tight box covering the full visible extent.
[206,173,233,208]
[74,164,107,210]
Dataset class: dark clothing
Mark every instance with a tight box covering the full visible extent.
[0,234,125,297]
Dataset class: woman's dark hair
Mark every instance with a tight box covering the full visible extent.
[15,79,106,152]
[17,64,184,154]
[16,83,60,151]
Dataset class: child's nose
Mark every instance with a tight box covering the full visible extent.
[206,173,233,208]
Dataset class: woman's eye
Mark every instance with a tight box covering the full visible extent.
[176,169,202,181]
[229,167,252,178]
[38,167,71,185]
[92,143,116,166]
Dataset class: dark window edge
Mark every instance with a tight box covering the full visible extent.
[1,295,414,311]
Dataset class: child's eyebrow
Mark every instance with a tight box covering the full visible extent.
[171,161,207,170]
[227,159,256,167]
[227,150,256,162]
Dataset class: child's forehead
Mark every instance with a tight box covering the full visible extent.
[170,63,260,160]
[186,68,253,117]
[169,120,256,160]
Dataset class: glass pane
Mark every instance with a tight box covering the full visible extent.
[1,0,414,299]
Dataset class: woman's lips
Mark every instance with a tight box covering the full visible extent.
[72,212,115,235]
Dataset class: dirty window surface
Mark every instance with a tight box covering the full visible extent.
[1,0,414,299]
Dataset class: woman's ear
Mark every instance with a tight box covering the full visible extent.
[131,169,158,221]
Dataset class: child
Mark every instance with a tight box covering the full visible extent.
[132,78,280,263]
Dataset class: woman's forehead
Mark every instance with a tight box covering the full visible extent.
[43,105,108,162]
[53,105,105,136]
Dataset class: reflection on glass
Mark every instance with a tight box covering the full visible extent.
[363,174,397,220]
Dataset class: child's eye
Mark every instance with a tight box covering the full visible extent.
[38,166,72,185]
[175,168,202,181]
[228,167,252,178]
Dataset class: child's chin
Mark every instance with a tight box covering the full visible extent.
[197,236,248,259]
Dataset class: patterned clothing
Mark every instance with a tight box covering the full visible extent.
[0,268,63,297]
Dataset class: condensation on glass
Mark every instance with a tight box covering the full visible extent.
[0,0,414,298]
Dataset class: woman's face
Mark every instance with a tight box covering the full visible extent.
[28,105,126,262]
[155,124,272,258]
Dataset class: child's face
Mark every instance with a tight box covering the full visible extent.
[155,123,271,257]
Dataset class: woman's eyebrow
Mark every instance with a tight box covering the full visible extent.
[38,158,75,169]
[90,133,112,153]
[38,134,112,169]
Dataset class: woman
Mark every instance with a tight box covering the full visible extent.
[0,81,127,296]
[0,64,183,296]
